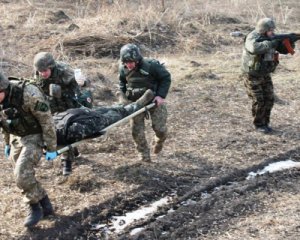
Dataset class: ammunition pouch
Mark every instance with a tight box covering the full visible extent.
[126,87,147,101]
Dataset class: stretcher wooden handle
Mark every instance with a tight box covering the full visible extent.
[56,103,156,155]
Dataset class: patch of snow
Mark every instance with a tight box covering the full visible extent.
[110,196,170,233]
[247,160,300,180]
[130,227,145,236]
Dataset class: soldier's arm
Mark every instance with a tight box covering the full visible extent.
[245,33,273,55]
[150,61,171,98]
[118,65,127,93]
[23,85,57,151]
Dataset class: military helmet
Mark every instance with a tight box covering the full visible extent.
[120,44,142,63]
[33,52,56,72]
[0,72,10,91]
[256,18,276,34]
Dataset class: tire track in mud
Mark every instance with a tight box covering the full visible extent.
[115,150,300,239]
[18,148,300,240]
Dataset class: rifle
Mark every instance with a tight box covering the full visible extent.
[256,33,300,55]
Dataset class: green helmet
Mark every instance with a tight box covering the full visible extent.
[256,18,276,34]
[33,52,56,72]
[0,72,10,91]
[120,44,142,63]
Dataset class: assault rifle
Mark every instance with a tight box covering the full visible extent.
[257,33,300,55]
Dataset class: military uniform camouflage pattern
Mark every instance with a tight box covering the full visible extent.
[0,81,56,204]
[120,44,143,63]
[33,52,56,72]
[55,90,154,145]
[34,61,81,114]
[241,18,292,128]
[131,104,168,161]
[34,55,81,165]
[55,103,141,145]
[119,48,171,161]
[241,74,274,127]
[0,72,10,90]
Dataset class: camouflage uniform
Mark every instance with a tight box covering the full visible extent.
[119,44,171,161]
[34,52,81,174]
[241,18,293,131]
[55,90,154,145]
[0,80,56,204]
[0,73,56,227]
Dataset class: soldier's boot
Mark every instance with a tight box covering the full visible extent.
[24,203,43,227]
[153,141,164,154]
[136,89,155,107]
[139,150,151,162]
[73,147,80,158]
[62,160,72,176]
[153,134,167,154]
[39,195,54,217]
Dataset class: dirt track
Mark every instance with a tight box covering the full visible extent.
[1,0,300,239]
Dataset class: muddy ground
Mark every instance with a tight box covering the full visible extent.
[1,0,300,239]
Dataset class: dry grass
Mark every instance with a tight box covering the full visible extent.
[0,0,300,239]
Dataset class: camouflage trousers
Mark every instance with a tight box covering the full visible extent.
[242,74,274,127]
[131,104,168,156]
[10,134,47,204]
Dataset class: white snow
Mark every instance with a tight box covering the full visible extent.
[110,196,170,233]
[247,160,300,180]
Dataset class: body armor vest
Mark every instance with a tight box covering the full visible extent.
[0,81,42,136]
[36,63,80,113]
[125,59,157,101]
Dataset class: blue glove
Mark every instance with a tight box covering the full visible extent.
[4,145,10,159]
[45,151,58,161]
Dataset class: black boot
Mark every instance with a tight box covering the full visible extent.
[24,203,43,227]
[63,160,72,176]
[39,195,54,217]
[73,147,80,158]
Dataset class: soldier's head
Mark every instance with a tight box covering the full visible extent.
[256,18,276,36]
[33,52,56,79]
[0,72,10,103]
[120,44,142,70]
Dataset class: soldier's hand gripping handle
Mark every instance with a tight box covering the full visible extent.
[45,151,58,161]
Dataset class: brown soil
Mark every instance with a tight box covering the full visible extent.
[1,0,300,240]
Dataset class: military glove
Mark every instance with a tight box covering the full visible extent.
[45,151,58,161]
[4,145,10,158]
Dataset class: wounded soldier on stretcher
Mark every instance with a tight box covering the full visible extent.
[54,89,154,145]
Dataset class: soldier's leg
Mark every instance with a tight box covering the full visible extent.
[243,74,266,128]
[262,75,274,127]
[11,135,46,226]
[131,112,151,162]
[61,149,75,176]
[150,104,168,154]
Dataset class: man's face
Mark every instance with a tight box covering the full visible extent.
[124,61,137,71]
[39,68,52,79]
[266,29,275,37]
[0,91,5,103]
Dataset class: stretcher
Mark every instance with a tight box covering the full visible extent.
[56,103,156,155]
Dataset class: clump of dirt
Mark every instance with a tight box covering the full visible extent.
[68,176,104,193]
[47,10,71,24]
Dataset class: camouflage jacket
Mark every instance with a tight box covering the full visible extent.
[241,30,291,76]
[119,58,171,100]
[0,81,57,151]
[34,62,81,113]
